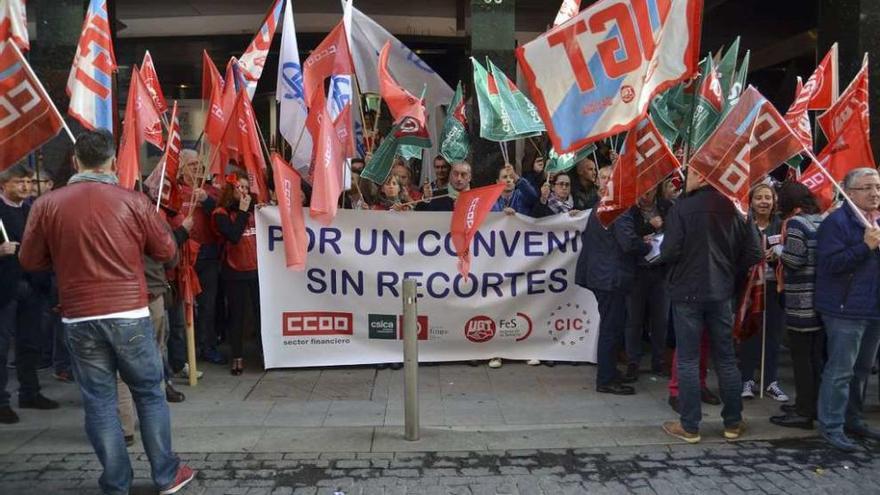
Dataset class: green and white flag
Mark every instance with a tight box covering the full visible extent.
[472,57,545,142]
[716,37,740,109]
[545,143,597,175]
[439,81,470,163]
[726,49,750,111]
[488,59,545,138]
[649,90,680,146]
[688,55,724,151]
[361,117,431,185]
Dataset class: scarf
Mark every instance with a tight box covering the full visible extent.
[68,172,119,186]
[547,193,573,214]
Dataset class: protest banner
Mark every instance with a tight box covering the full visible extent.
[256,208,600,368]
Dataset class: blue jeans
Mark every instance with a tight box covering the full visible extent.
[65,317,178,494]
[0,280,42,407]
[817,315,880,435]
[593,290,627,386]
[672,299,743,433]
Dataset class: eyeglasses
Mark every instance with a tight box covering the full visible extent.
[849,185,880,192]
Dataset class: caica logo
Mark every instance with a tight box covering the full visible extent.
[283,311,353,337]
[397,315,428,341]
[368,314,397,340]
[465,316,496,343]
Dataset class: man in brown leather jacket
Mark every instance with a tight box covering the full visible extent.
[20,129,195,495]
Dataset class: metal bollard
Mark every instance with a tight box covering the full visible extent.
[402,279,420,441]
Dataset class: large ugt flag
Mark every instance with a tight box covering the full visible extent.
[238,0,283,100]
[515,0,703,153]
[451,183,506,277]
[805,43,839,111]
[597,117,680,226]
[0,42,64,171]
[689,86,805,215]
[270,153,308,270]
[67,0,117,132]
[117,68,164,190]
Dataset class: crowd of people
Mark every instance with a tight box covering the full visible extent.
[1,128,880,493]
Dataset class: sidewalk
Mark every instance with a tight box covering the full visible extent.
[4,357,874,455]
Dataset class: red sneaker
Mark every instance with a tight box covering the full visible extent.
[159,464,196,494]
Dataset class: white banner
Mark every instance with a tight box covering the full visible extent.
[256,208,599,368]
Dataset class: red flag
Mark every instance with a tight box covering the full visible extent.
[179,239,202,326]
[733,259,766,342]
[0,0,28,51]
[378,41,427,126]
[597,118,681,227]
[817,55,869,144]
[238,0,283,99]
[784,77,813,150]
[309,108,345,226]
[302,21,353,108]
[805,43,839,111]
[201,50,223,102]
[219,91,270,203]
[140,50,168,114]
[117,67,165,190]
[271,153,308,270]
[205,59,238,147]
[451,183,506,277]
[0,42,64,171]
[159,102,182,210]
[748,94,807,181]
[799,165,836,212]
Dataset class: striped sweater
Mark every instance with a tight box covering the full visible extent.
[779,213,825,332]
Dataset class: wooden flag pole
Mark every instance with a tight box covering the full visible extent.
[399,193,451,209]
[185,303,198,387]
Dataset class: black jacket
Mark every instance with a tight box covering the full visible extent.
[0,199,29,302]
[575,208,651,293]
[658,186,762,302]
[630,197,673,268]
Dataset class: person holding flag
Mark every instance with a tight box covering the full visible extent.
[417,162,472,212]
[491,163,539,215]
[658,168,762,443]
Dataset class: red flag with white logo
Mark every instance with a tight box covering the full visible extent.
[117,67,165,190]
[817,54,870,146]
[302,21,353,159]
[238,0,283,100]
[597,118,681,227]
[219,90,270,203]
[748,94,807,182]
[271,153,308,270]
[309,107,345,226]
[378,40,427,126]
[451,183,506,277]
[159,101,182,209]
[201,50,223,102]
[733,258,766,342]
[205,59,238,147]
[0,0,28,51]
[784,77,813,150]
[66,0,117,132]
[140,50,168,114]
[806,43,839,111]
[0,42,63,171]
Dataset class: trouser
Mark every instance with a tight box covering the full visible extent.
[625,267,669,370]
[817,315,880,435]
[224,277,261,359]
[195,259,221,351]
[739,281,784,387]
[166,300,187,373]
[118,296,168,437]
[672,299,742,433]
[788,329,825,419]
[0,280,42,407]
[668,330,709,398]
[65,317,178,494]
[593,290,627,387]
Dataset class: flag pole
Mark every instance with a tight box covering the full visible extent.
[759,241,767,399]
[0,219,8,243]
[185,303,198,387]
[11,43,76,144]
[154,156,168,212]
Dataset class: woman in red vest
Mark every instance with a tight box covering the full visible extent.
[213,173,259,376]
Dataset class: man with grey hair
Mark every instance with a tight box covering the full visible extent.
[0,163,59,424]
[815,167,880,451]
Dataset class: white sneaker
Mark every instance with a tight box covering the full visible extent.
[741,380,756,399]
[765,381,790,402]
[526,359,541,366]
[174,363,204,380]
[488,358,503,369]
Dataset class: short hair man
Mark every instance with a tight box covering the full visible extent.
[416,161,471,211]
[814,167,880,451]
[20,129,195,494]
[431,155,451,190]
[0,163,58,424]
[657,168,762,443]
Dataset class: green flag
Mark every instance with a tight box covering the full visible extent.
[545,143,597,175]
[364,94,382,114]
[361,118,432,185]
[439,81,470,163]
[688,55,724,151]
[488,59,545,138]
[716,37,740,109]
[649,90,680,147]
[726,49,750,111]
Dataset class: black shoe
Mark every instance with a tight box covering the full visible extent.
[0,406,19,424]
[597,383,635,395]
[124,434,135,447]
[769,412,814,430]
[652,366,670,378]
[780,403,797,414]
[700,387,721,405]
[200,347,228,365]
[622,363,639,383]
[668,396,680,413]
[165,383,185,403]
[467,360,480,367]
[19,394,59,410]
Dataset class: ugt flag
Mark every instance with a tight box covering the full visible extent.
[516,0,703,153]
[67,0,117,132]
[239,0,283,100]
[0,42,64,171]
[0,0,28,51]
